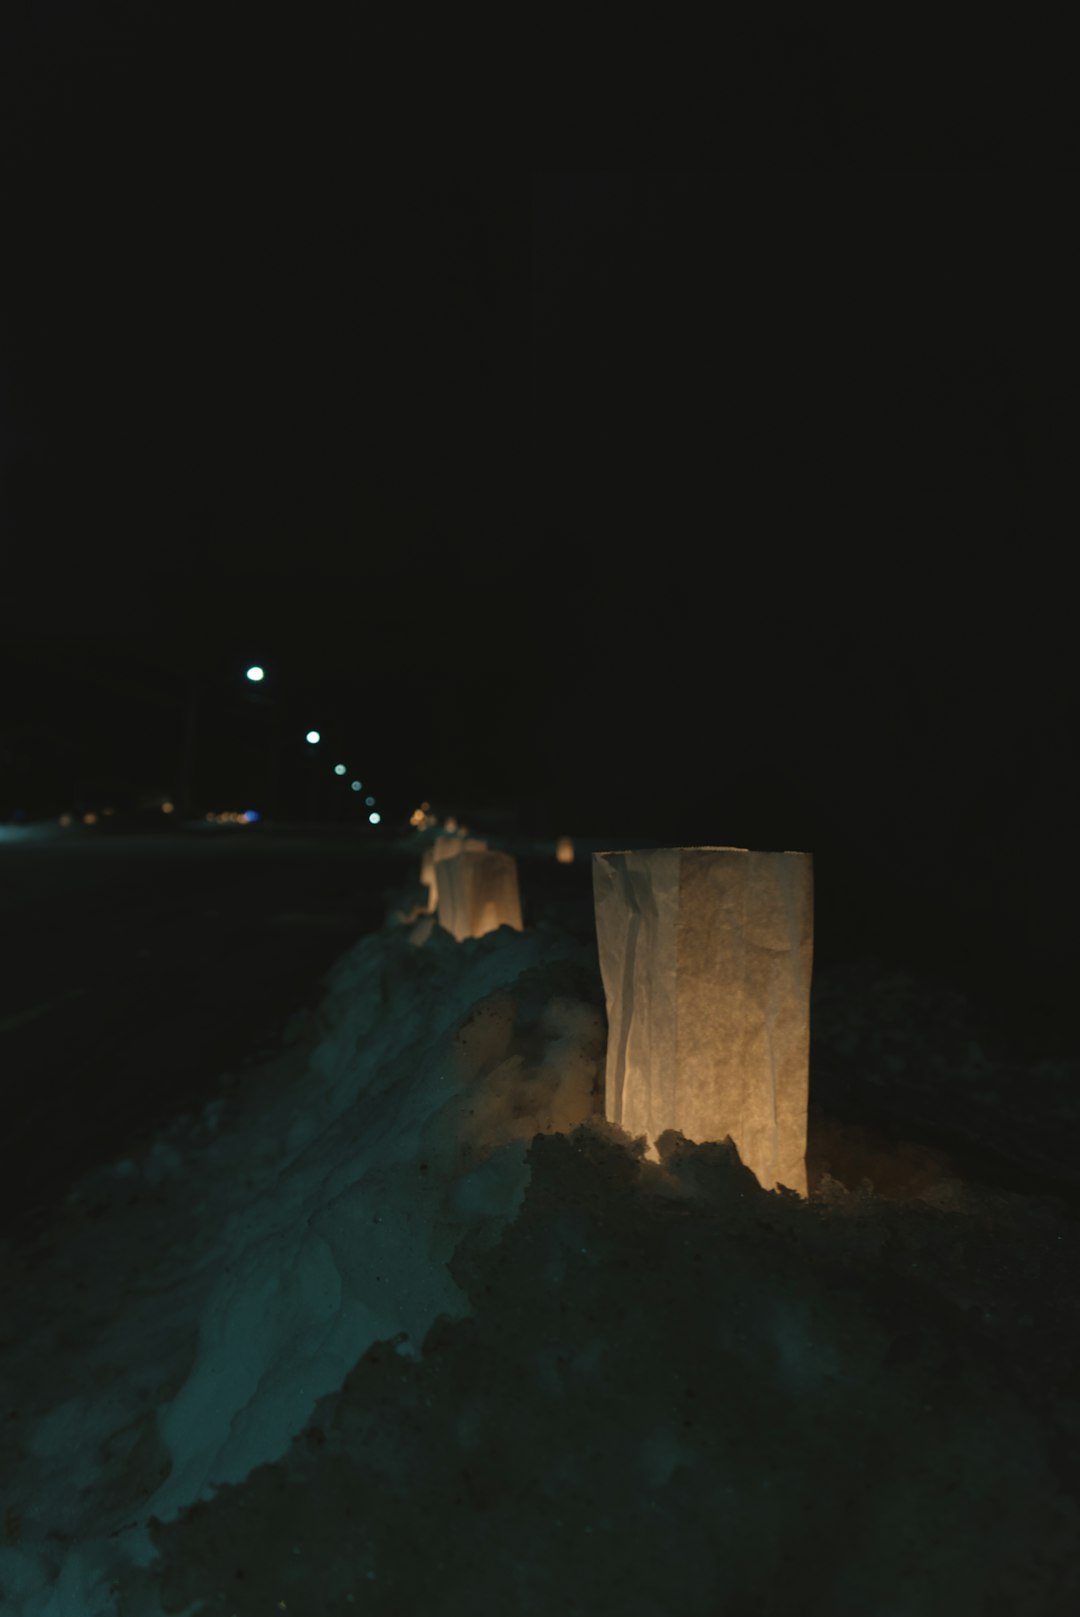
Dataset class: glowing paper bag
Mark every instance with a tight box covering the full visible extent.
[592,847,813,1195]
[422,835,488,912]
[437,848,524,942]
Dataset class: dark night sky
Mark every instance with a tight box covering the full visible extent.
[1,14,1076,1048]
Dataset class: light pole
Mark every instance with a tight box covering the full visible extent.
[242,666,281,820]
[179,672,200,822]
[305,730,321,823]
[179,664,272,823]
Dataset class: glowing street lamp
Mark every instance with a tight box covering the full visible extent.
[245,666,265,683]
[334,764,347,776]
[351,781,361,792]
[305,730,321,745]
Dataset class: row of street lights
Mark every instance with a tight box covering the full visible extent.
[246,667,381,824]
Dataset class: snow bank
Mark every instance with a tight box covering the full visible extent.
[2,912,1079,1615]
[0,918,604,1613]
[126,1129,1080,1617]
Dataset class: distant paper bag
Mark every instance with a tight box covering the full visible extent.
[592,847,813,1195]
[437,848,524,942]
[423,835,488,912]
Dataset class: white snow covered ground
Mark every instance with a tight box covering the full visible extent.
[1,852,1079,1615]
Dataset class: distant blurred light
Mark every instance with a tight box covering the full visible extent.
[306,730,321,744]
[246,666,265,682]
[421,802,431,812]
[59,813,73,827]
[83,812,98,825]
[243,810,261,823]
[365,796,375,806]
[334,764,347,776]
[161,802,175,814]
[409,808,425,827]
[351,781,361,792]
[103,806,115,817]
[368,812,381,825]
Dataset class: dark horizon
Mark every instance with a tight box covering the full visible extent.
[2,18,1076,1060]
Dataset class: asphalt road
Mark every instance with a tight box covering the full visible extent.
[0,825,416,1248]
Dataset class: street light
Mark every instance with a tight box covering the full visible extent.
[334,764,347,775]
[306,730,321,745]
[246,666,265,683]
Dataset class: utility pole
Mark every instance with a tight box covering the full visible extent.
[179,673,199,821]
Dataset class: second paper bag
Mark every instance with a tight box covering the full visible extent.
[437,848,524,942]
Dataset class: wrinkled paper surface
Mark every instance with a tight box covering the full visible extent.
[593,847,813,1195]
[437,848,524,942]
[422,835,488,912]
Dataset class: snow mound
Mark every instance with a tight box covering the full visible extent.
[129,1124,1080,1617]
[0,919,603,1613]
[3,920,1080,1615]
